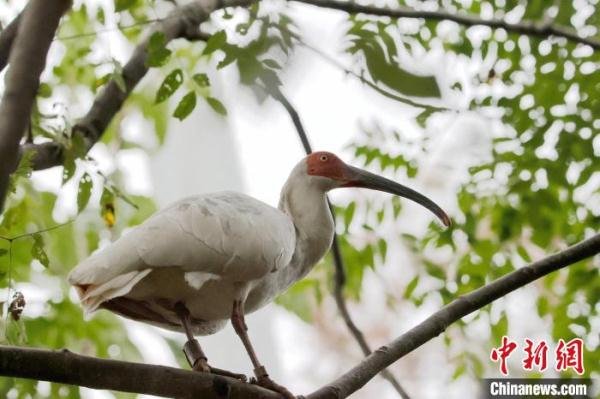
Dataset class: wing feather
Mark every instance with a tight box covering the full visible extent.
[68,191,296,296]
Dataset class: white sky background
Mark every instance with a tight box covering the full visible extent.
[7,0,598,398]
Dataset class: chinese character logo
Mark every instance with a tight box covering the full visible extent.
[523,338,548,372]
[491,337,585,376]
[490,336,518,376]
[555,338,584,375]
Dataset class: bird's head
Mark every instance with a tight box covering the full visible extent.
[305,151,451,227]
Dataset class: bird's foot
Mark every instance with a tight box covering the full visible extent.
[251,366,296,399]
[208,366,247,382]
[190,357,247,381]
[183,339,247,381]
[191,357,211,372]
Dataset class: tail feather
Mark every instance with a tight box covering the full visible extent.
[72,269,152,318]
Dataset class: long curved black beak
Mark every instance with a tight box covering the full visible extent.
[342,165,451,227]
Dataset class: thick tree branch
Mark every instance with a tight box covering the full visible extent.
[306,233,600,399]
[0,0,71,212]
[271,86,411,399]
[1,235,597,398]
[291,0,600,50]
[22,0,255,172]
[0,11,22,73]
[0,346,280,399]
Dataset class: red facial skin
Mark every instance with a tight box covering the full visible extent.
[305,151,350,181]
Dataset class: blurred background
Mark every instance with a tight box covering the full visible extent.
[0,0,598,398]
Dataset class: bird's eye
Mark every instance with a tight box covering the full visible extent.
[320,155,328,162]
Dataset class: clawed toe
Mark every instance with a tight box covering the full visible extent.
[209,366,247,382]
[191,358,211,373]
[253,374,296,399]
[191,360,247,381]
[182,338,247,381]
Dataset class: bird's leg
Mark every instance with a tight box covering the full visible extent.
[174,302,246,381]
[231,300,295,399]
[175,302,210,373]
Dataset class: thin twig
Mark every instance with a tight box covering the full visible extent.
[294,37,447,112]
[0,221,73,242]
[291,0,600,50]
[271,86,411,399]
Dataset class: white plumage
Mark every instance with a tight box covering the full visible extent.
[69,191,296,333]
[67,151,448,395]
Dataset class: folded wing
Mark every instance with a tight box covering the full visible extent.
[68,191,296,314]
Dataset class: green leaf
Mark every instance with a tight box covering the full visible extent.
[275,279,320,322]
[62,157,76,185]
[217,50,237,70]
[155,69,183,104]
[8,149,35,193]
[343,202,356,231]
[203,31,227,55]
[31,233,49,268]
[126,195,157,226]
[416,108,438,128]
[62,134,86,185]
[115,0,137,12]
[0,248,7,257]
[404,276,419,299]
[173,91,197,120]
[516,245,531,262]
[263,59,281,69]
[113,73,126,93]
[492,313,509,341]
[192,73,210,88]
[537,296,549,316]
[360,40,440,98]
[452,363,466,380]
[111,59,126,93]
[77,173,93,214]
[377,238,387,261]
[424,260,446,281]
[205,97,227,116]
[146,32,172,67]
[38,83,52,98]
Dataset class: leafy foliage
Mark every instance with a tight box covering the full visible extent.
[314,0,600,385]
[1,0,599,397]
[347,19,441,98]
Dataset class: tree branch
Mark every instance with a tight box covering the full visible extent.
[306,233,600,399]
[291,0,600,50]
[22,0,255,172]
[271,86,411,399]
[1,235,597,398]
[0,346,280,399]
[0,10,22,73]
[0,0,71,212]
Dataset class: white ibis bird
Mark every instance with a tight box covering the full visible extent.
[68,151,450,398]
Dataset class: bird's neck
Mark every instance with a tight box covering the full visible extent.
[278,177,334,277]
